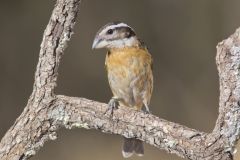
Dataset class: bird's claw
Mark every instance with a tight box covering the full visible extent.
[142,104,151,114]
[142,109,151,114]
[104,98,119,117]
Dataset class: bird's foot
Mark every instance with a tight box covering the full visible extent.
[104,98,120,117]
[141,108,151,114]
[142,104,151,114]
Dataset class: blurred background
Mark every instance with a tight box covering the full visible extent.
[0,0,240,160]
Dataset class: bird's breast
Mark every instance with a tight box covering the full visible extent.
[105,47,152,76]
[105,47,152,106]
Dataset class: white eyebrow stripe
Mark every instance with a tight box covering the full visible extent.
[112,23,129,28]
[100,23,134,35]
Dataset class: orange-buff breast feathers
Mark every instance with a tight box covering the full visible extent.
[105,47,152,73]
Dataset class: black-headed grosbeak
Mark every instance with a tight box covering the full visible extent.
[92,22,153,158]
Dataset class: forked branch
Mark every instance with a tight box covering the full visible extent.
[0,0,240,160]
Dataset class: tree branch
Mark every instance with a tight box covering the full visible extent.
[0,0,240,160]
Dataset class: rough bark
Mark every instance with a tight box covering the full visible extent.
[0,0,240,160]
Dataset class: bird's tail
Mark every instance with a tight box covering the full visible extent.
[122,137,144,158]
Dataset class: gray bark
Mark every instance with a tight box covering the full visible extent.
[0,0,240,159]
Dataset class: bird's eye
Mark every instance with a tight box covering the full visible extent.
[107,29,113,35]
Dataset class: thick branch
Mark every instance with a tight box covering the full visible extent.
[51,95,209,159]
[214,30,240,149]
[0,0,81,159]
[0,0,240,160]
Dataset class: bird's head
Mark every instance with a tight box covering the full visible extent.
[92,22,139,49]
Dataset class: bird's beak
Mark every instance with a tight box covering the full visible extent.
[92,37,100,49]
[92,36,108,49]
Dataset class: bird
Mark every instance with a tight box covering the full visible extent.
[92,22,153,158]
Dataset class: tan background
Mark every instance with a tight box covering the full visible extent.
[1,0,240,160]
